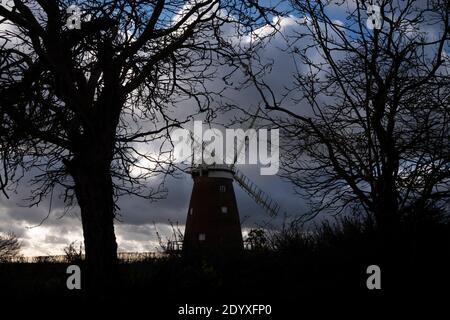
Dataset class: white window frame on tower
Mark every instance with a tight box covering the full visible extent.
[219,185,226,192]
[198,233,206,241]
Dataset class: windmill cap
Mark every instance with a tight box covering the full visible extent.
[191,164,235,180]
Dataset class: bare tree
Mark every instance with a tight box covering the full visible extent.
[0,232,21,262]
[245,0,450,236]
[0,0,269,293]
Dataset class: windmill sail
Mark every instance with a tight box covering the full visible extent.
[234,168,280,217]
[183,111,283,218]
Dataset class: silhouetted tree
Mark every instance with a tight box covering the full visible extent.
[0,0,270,294]
[244,228,268,250]
[0,232,21,262]
[246,0,450,235]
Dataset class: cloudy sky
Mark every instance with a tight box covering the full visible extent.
[0,160,305,256]
[3,0,425,256]
[0,7,313,256]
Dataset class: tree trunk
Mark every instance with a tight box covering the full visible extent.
[373,175,401,261]
[68,152,118,297]
[375,182,399,231]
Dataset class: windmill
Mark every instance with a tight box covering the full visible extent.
[181,110,282,256]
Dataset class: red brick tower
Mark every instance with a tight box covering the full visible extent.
[183,164,243,256]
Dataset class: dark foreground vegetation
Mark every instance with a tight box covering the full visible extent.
[1,209,448,314]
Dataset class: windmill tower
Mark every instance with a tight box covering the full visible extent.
[183,164,243,255]
[183,111,282,256]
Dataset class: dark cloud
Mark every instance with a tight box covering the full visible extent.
[0,15,309,256]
